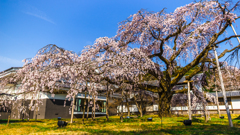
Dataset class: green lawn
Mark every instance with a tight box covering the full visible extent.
[1,114,240,134]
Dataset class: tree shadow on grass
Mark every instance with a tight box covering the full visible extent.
[0,119,43,124]
[3,124,60,134]
[82,122,240,135]
[234,115,240,120]
[177,117,203,123]
[1,118,240,135]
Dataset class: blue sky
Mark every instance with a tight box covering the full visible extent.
[0,0,239,71]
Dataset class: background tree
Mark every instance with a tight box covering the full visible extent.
[83,0,240,116]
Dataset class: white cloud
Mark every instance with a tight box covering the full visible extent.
[86,41,93,45]
[0,56,23,66]
[24,12,55,24]
[22,5,55,24]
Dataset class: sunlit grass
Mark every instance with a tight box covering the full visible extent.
[1,114,240,134]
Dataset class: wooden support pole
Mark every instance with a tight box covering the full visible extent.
[213,45,233,127]
[93,95,96,120]
[87,97,90,120]
[28,96,33,121]
[230,24,239,115]
[187,81,192,120]
[91,98,94,121]
[7,115,10,126]
[121,89,124,122]
[181,106,183,115]
[203,94,208,122]
[216,91,221,117]
[22,92,26,121]
[230,24,240,43]
[35,91,40,120]
[106,82,109,121]
[214,68,221,117]
[70,94,76,124]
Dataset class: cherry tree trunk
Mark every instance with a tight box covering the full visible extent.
[140,96,143,117]
[82,92,86,124]
[187,81,192,120]
[106,83,109,121]
[126,99,130,117]
[93,95,96,120]
[91,99,94,121]
[70,94,76,123]
[139,105,143,117]
[125,94,130,116]
[203,103,208,122]
[86,97,90,120]
[133,92,143,117]
[117,106,120,116]
[121,89,124,122]
[135,102,143,117]
[158,92,172,117]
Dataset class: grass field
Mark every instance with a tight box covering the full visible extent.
[1,114,240,134]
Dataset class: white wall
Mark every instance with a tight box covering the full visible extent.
[117,105,138,113]
[231,97,240,109]
[207,105,232,110]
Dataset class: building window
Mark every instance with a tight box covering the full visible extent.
[218,98,231,105]
[103,101,106,113]
[95,101,106,113]
[75,98,82,112]
[75,98,106,113]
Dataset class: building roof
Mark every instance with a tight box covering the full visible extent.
[0,67,22,79]
[143,73,204,87]
[210,90,240,98]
